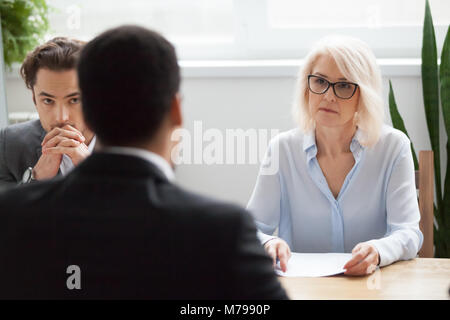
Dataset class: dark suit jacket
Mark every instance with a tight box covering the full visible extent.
[0,152,288,300]
[0,119,46,191]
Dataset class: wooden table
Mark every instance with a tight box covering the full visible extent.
[279,258,450,299]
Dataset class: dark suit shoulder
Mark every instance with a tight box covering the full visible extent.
[157,181,250,225]
[157,183,288,298]
[0,169,288,299]
[0,178,63,211]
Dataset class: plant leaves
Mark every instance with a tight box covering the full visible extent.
[422,0,442,206]
[388,80,419,169]
[0,0,50,68]
[440,25,450,234]
[441,26,450,139]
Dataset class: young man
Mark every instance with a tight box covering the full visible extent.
[0,37,95,192]
[0,26,288,300]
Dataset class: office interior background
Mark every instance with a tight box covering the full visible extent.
[1,0,449,207]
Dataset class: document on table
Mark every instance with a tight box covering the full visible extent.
[276,252,353,277]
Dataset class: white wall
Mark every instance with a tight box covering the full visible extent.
[5,64,447,207]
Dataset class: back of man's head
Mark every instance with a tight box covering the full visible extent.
[77,25,180,146]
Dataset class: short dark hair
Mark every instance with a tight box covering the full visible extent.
[77,25,180,146]
[20,37,85,89]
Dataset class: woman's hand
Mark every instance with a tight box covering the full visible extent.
[343,242,380,276]
[264,238,292,272]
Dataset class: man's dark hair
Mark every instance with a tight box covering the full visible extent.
[20,37,85,89]
[77,25,180,146]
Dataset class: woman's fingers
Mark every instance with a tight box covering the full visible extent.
[344,243,379,276]
[265,244,278,268]
[343,244,370,270]
[277,245,290,272]
[264,238,291,272]
[352,243,363,254]
[345,252,378,276]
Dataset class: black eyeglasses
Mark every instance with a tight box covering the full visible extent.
[307,75,358,99]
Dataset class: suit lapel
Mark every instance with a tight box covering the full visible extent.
[35,145,42,162]
[34,125,46,162]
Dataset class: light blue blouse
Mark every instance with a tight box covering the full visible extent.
[247,125,423,267]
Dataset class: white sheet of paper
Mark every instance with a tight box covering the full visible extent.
[276,252,353,277]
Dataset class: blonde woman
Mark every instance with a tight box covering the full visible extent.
[247,36,423,276]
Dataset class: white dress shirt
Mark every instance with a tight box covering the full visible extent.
[247,124,423,267]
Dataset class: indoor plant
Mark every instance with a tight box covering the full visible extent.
[0,0,49,126]
[389,0,449,258]
[0,0,50,69]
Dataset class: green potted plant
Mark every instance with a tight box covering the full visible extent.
[0,0,50,127]
[389,0,450,257]
[1,0,50,68]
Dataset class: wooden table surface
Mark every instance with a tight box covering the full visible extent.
[279,258,450,300]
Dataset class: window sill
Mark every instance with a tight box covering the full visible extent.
[180,59,421,78]
[6,59,422,79]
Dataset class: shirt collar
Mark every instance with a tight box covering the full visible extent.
[302,127,365,163]
[87,135,97,152]
[102,146,175,182]
[302,130,317,163]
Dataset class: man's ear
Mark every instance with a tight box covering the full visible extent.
[169,93,183,128]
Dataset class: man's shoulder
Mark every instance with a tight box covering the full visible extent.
[160,182,250,223]
[0,178,62,209]
[0,119,44,173]
[0,171,251,224]
[0,120,45,153]
[1,119,44,138]
[152,182,256,243]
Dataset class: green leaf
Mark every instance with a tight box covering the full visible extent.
[441,26,450,141]
[440,140,450,249]
[440,26,450,233]
[0,0,50,68]
[388,80,419,169]
[422,0,442,206]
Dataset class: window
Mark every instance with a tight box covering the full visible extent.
[45,0,450,60]
[264,0,450,59]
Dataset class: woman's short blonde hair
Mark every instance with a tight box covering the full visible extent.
[292,35,384,147]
